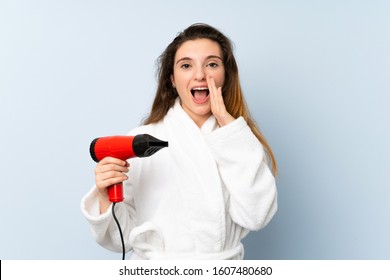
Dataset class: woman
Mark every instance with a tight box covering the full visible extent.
[81,23,277,259]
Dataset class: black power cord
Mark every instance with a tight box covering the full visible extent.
[112,202,126,260]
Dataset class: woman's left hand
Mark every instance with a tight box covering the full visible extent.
[207,76,235,126]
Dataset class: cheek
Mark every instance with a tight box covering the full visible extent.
[215,72,225,87]
[173,72,191,86]
[211,66,225,83]
[175,83,189,98]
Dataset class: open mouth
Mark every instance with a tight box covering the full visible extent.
[191,87,210,103]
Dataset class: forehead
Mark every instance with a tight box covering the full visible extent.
[175,38,222,60]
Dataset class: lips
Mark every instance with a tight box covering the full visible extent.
[191,86,210,103]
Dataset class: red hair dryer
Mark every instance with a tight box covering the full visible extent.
[89,134,168,202]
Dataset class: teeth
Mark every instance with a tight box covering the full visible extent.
[192,87,208,91]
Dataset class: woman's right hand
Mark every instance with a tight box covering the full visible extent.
[94,157,129,213]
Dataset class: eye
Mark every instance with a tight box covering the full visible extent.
[207,62,219,68]
[180,63,191,69]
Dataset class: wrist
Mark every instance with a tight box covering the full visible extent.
[97,189,111,214]
[216,113,235,127]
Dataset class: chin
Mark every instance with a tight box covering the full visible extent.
[194,107,212,118]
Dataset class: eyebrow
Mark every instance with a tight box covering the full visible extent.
[175,55,223,65]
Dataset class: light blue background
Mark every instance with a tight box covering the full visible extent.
[1,0,389,259]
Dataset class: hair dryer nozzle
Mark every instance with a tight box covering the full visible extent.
[133,134,168,157]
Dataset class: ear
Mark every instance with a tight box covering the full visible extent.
[170,74,175,88]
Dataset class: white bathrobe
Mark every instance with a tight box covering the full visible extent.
[81,99,277,259]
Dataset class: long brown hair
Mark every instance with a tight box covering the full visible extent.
[143,23,277,175]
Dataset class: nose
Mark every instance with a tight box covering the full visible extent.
[194,65,206,81]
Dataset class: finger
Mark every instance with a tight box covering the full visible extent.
[95,162,129,174]
[96,177,127,191]
[96,171,128,190]
[95,159,130,190]
[207,76,225,112]
[95,157,129,175]
[98,174,128,186]
[207,76,218,108]
[99,156,128,166]
[100,171,128,182]
[207,76,218,100]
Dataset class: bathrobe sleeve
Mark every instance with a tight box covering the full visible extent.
[205,117,278,231]
[80,169,138,253]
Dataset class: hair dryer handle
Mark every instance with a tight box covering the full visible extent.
[108,183,124,203]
